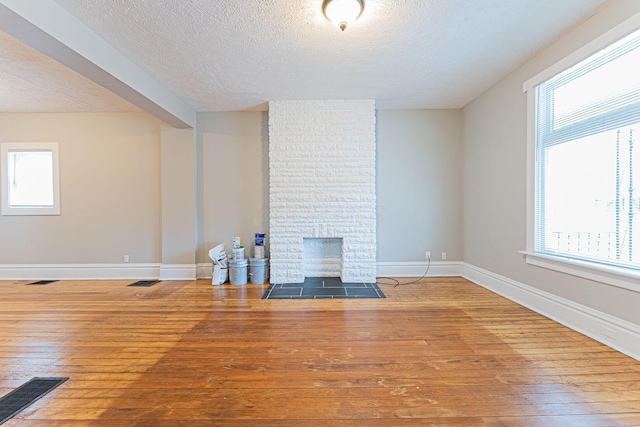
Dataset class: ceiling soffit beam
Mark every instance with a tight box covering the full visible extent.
[0,0,195,129]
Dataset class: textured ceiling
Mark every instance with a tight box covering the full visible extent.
[9,0,610,112]
[0,30,139,113]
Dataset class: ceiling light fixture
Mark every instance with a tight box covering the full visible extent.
[322,0,364,31]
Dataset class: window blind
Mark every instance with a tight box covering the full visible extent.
[535,27,640,269]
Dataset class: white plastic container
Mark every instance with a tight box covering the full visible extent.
[249,258,269,284]
[229,258,248,285]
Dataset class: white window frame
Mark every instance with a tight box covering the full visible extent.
[522,12,640,293]
[1,142,61,216]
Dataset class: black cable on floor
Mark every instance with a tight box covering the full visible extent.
[377,255,431,288]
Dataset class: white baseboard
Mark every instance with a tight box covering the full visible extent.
[196,261,463,280]
[462,262,640,361]
[377,261,462,277]
[0,263,198,281]
[197,263,213,279]
[159,264,197,280]
[0,263,160,280]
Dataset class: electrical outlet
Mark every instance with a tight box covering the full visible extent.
[124,255,130,263]
[425,251,431,260]
[441,252,447,260]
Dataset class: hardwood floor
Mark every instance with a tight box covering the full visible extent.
[1,277,640,426]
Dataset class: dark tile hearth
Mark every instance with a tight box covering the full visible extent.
[262,277,385,299]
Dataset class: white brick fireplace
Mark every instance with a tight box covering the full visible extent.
[268,100,376,284]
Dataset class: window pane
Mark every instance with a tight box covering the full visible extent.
[542,124,639,265]
[8,151,54,207]
[552,47,640,130]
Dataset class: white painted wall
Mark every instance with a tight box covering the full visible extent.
[462,0,640,326]
[0,113,162,264]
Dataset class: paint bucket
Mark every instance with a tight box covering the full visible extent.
[229,258,248,285]
[232,246,245,260]
[254,245,265,259]
[249,258,269,284]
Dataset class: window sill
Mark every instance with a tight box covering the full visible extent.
[2,207,60,216]
[520,251,640,293]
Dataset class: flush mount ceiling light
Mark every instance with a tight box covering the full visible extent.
[322,0,364,31]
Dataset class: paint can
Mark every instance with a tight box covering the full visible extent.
[232,246,245,260]
[232,237,242,249]
[249,258,269,284]
[254,245,265,259]
[229,258,248,285]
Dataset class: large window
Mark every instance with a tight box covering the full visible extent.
[1,142,60,216]
[524,19,640,288]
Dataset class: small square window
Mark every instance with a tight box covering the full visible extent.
[1,142,60,216]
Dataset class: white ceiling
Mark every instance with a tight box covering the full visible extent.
[0,29,139,113]
[3,0,609,113]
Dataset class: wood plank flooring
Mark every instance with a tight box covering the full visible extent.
[1,277,640,425]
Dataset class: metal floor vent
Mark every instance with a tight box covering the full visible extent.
[0,377,68,424]
[127,280,160,287]
[27,280,58,286]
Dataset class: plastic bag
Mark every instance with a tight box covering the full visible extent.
[208,243,228,285]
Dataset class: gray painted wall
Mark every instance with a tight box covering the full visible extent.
[462,0,640,325]
[196,110,463,264]
[196,112,269,263]
[0,113,162,264]
[377,110,462,262]
[1,110,460,267]
[160,127,197,265]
